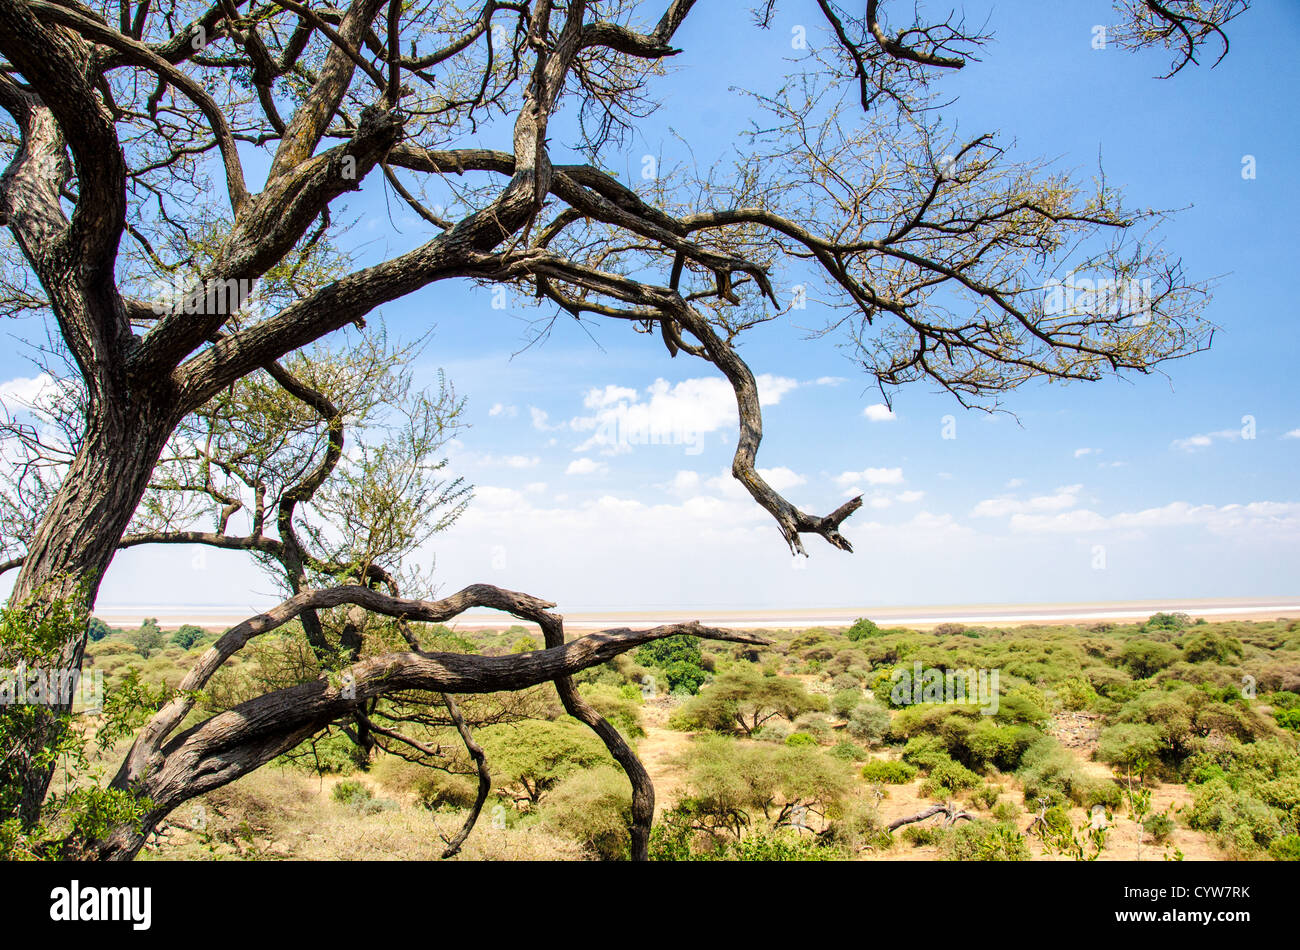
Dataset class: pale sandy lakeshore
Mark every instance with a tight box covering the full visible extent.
[92,596,1300,631]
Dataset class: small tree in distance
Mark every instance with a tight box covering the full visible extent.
[128,618,164,659]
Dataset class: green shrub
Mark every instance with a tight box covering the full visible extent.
[669,667,824,735]
[541,766,633,860]
[1096,723,1163,770]
[331,779,373,806]
[279,730,361,775]
[1144,812,1174,844]
[991,800,1020,822]
[900,735,950,770]
[726,831,843,861]
[1269,835,1300,861]
[845,618,881,641]
[130,618,165,659]
[578,683,645,738]
[900,824,943,847]
[860,760,917,784]
[829,739,865,761]
[1086,666,1134,700]
[831,688,862,718]
[1018,738,1100,807]
[1187,779,1282,855]
[792,712,833,741]
[649,812,845,861]
[171,624,205,650]
[1276,708,1300,733]
[636,635,708,695]
[785,732,817,747]
[478,719,614,805]
[944,821,1030,861]
[753,721,791,743]
[668,736,853,838]
[1057,676,1099,711]
[1144,612,1192,633]
[1182,631,1244,664]
[1121,640,1179,678]
[919,757,982,797]
[846,704,891,745]
[823,800,890,853]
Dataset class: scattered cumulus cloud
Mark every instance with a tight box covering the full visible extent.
[529,406,563,431]
[834,467,904,489]
[1172,429,1240,452]
[571,375,797,455]
[971,485,1083,518]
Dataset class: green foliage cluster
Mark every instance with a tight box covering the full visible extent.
[636,635,709,695]
[860,760,916,784]
[478,719,615,806]
[1183,737,1300,857]
[0,597,153,859]
[541,767,633,860]
[669,667,825,735]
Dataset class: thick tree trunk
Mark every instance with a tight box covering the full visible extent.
[3,400,174,827]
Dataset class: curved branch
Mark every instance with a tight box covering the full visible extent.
[437,691,490,859]
[98,582,763,860]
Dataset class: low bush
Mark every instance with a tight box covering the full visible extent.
[541,767,633,860]
[860,760,917,784]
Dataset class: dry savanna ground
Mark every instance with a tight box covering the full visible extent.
[78,613,1299,862]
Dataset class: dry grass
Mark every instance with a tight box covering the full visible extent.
[144,767,587,861]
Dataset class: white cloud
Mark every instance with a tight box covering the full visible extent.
[834,467,904,488]
[757,466,806,492]
[814,376,848,386]
[704,466,806,501]
[971,485,1083,518]
[0,373,55,410]
[1007,500,1300,539]
[488,403,517,418]
[566,457,608,476]
[1283,429,1300,440]
[529,406,563,431]
[1005,478,1025,489]
[1172,429,1239,452]
[667,470,701,494]
[862,403,896,422]
[1073,447,1100,458]
[572,374,797,454]
[583,385,639,410]
[896,490,925,503]
[455,450,540,469]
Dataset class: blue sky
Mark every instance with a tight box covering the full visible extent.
[3,0,1299,613]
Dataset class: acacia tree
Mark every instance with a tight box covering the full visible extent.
[0,0,1247,858]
